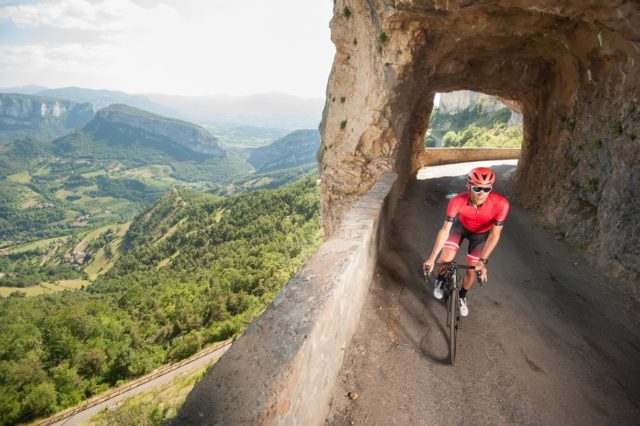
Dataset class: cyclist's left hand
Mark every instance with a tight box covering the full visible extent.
[475,263,488,282]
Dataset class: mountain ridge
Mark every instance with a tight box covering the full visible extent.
[2,86,323,130]
[248,129,320,172]
[0,93,96,142]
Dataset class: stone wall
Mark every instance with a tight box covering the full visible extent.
[417,147,521,167]
[319,0,640,290]
[171,172,399,425]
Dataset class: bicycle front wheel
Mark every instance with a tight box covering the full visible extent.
[448,286,459,366]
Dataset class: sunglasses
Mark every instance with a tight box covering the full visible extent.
[470,186,492,193]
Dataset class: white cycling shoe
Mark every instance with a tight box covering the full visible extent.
[459,297,469,317]
[433,279,444,300]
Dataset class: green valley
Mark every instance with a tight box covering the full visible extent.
[0,91,325,425]
[0,177,322,425]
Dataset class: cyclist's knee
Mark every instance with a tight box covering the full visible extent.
[439,249,456,262]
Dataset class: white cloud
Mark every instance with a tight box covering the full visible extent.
[0,0,180,32]
[0,43,110,73]
[0,0,335,97]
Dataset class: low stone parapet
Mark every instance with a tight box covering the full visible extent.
[418,147,521,168]
[171,172,399,425]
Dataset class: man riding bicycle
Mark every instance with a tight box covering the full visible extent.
[423,167,510,317]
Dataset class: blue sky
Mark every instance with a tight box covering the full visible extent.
[0,0,335,98]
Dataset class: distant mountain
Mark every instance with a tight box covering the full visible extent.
[146,92,323,130]
[3,86,323,130]
[0,85,48,95]
[36,87,179,117]
[247,129,320,173]
[0,93,96,143]
[0,104,249,244]
[55,104,226,163]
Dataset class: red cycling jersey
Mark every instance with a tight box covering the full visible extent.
[446,192,510,233]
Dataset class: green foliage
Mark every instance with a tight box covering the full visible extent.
[0,177,321,425]
[378,32,389,43]
[430,102,522,148]
[612,121,623,135]
[247,129,319,174]
[0,122,250,244]
[91,176,163,202]
[593,139,603,149]
[343,6,351,17]
[430,105,512,133]
[442,124,522,148]
[218,164,318,196]
[95,398,173,426]
[0,137,53,179]
[340,120,347,130]
[588,178,599,193]
[424,133,437,148]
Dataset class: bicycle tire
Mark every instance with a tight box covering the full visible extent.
[445,279,452,327]
[448,276,459,366]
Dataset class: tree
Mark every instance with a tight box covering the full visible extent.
[21,382,56,420]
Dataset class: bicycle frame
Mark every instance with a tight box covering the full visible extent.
[431,261,481,366]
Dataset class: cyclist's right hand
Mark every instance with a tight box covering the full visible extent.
[423,258,435,276]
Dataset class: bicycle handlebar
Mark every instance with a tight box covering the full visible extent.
[427,261,485,286]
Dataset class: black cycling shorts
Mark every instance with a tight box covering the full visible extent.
[442,218,489,265]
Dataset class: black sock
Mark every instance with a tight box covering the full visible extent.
[436,274,445,282]
[459,288,468,299]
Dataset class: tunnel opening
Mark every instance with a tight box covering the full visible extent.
[424,91,523,149]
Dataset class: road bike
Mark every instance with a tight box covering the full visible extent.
[426,261,482,366]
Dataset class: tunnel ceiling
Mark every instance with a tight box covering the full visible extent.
[319,0,640,285]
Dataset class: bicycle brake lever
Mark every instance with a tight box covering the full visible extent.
[475,270,484,288]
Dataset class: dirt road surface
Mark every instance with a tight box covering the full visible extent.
[326,161,640,425]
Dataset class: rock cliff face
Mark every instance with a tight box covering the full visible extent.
[93,105,225,157]
[319,1,640,288]
[0,93,95,130]
[439,90,501,114]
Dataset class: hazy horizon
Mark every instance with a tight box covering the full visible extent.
[0,0,335,98]
[1,84,326,100]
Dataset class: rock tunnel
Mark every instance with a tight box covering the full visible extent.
[319,0,640,284]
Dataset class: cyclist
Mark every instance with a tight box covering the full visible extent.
[422,167,509,317]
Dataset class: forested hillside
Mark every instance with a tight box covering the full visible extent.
[0,104,252,245]
[0,177,321,425]
[248,129,320,172]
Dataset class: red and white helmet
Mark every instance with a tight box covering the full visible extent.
[467,167,496,186]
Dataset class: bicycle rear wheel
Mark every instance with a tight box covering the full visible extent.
[448,284,459,366]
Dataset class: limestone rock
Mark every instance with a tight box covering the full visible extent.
[94,104,225,157]
[319,1,640,287]
[438,90,502,114]
[0,93,95,130]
